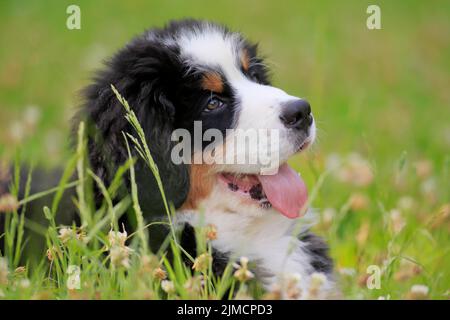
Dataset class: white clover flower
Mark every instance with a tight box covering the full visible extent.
[109,246,132,269]
[9,121,25,143]
[184,276,203,294]
[335,153,374,186]
[0,194,19,213]
[161,280,176,294]
[58,227,76,243]
[338,267,356,277]
[420,178,437,202]
[23,105,41,127]
[107,226,132,269]
[389,209,406,234]
[325,153,342,171]
[320,208,336,229]
[311,272,327,287]
[233,256,254,282]
[405,284,430,299]
[108,229,128,248]
[18,278,31,289]
[410,284,429,296]
[307,272,327,299]
[397,196,415,211]
[285,273,302,300]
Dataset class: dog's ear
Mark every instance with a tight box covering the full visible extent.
[131,88,190,216]
[81,38,189,216]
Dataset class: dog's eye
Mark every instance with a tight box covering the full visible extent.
[205,97,225,112]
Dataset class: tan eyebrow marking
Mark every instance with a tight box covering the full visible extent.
[201,72,224,93]
[240,49,250,72]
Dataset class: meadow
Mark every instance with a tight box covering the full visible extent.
[0,0,449,299]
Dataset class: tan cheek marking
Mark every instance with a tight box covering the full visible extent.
[240,49,250,72]
[201,72,223,93]
[181,164,216,210]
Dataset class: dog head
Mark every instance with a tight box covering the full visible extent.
[83,19,315,219]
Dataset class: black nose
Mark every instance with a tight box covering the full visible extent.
[279,99,313,130]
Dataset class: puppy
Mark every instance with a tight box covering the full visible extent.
[80,19,335,298]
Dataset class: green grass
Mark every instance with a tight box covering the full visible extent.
[0,89,260,300]
[0,0,449,299]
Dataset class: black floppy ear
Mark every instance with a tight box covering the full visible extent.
[81,37,189,217]
[132,89,190,215]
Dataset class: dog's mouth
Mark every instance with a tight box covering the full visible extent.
[218,163,308,219]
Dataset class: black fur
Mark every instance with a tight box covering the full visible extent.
[80,33,190,215]
[300,232,334,274]
[180,224,230,276]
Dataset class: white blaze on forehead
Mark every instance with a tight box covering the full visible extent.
[178,26,244,81]
[176,25,295,105]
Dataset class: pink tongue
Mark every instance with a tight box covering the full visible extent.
[257,164,308,219]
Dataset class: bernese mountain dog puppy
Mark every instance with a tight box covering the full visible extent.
[0,19,335,298]
[80,19,335,297]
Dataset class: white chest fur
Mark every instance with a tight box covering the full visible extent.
[177,185,332,295]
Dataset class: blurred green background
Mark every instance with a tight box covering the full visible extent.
[0,0,449,299]
[1,1,449,165]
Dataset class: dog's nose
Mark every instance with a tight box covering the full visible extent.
[279,99,313,130]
